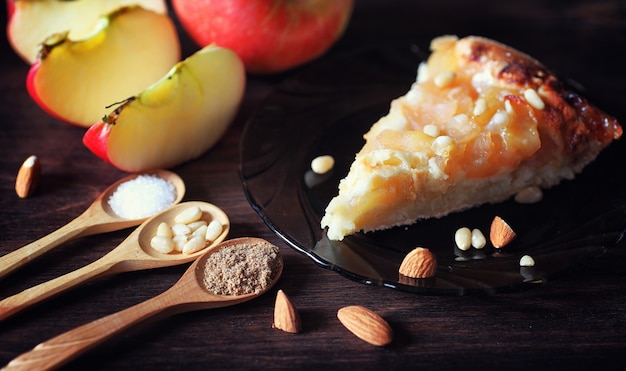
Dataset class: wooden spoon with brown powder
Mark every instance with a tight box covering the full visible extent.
[3,237,283,371]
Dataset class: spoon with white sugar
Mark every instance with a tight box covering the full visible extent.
[0,169,185,280]
[0,201,230,322]
[3,237,282,371]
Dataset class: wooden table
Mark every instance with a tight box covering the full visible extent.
[2,1,625,369]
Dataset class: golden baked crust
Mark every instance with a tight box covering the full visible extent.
[457,36,621,158]
[321,35,622,241]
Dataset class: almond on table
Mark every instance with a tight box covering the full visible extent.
[272,290,301,334]
[399,247,437,279]
[337,305,393,346]
[15,155,41,198]
[490,216,517,249]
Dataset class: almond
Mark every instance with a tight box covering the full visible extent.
[337,305,393,346]
[15,155,41,198]
[490,216,517,248]
[398,247,437,278]
[272,289,301,333]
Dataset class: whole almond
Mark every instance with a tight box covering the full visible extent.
[272,289,301,333]
[337,305,393,346]
[15,155,41,198]
[490,216,517,248]
[398,247,437,278]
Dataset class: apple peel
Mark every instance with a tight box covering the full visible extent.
[172,0,354,74]
[83,44,246,172]
[82,119,111,163]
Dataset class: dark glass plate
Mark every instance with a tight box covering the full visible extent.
[239,42,625,295]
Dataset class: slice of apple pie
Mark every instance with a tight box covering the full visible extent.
[321,35,622,241]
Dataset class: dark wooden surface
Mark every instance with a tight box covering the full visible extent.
[2,1,626,369]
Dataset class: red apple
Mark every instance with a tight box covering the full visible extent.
[26,6,180,127]
[171,0,354,74]
[6,0,167,63]
[83,44,246,172]
[6,1,14,17]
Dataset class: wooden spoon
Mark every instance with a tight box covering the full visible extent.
[0,201,230,322]
[0,169,185,281]
[3,237,282,371]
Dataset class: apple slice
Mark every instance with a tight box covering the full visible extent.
[26,6,180,127]
[7,0,167,63]
[83,44,246,172]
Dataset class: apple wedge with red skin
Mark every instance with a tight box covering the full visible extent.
[6,0,167,63]
[26,6,180,127]
[172,0,354,74]
[83,44,246,172]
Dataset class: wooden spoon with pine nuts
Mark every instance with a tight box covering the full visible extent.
[0,170,185,280]
[0,201,229,322]
[3,237,282,371]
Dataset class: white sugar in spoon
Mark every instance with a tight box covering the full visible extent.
[3,237,282,371]
[0,169,185,280]
[0,201,229,322]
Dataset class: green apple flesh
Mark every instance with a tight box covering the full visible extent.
[7,0,167,63]
[26,6,180,127]
[83,44,246,172]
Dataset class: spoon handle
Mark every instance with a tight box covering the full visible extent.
[0,214,93,281]
[0,252,120,322]
[0,199,144,281]
[3,285,194,371]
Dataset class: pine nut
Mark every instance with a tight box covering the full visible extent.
[490,111,509,126]
[519,255,535,267]
[192,224,208,239]
[187,220,208,232]
[432,135,454,156]
[471,228,486,249]
[311,155,335,174]
[150,235,175,254]
[182,235,207,255]
[455,227,472,250]
[156,222,173,237]
[171,223,191,236]
[434,71,455,87]
[504,99,514,114]
[174,206,203,224]
[173,235,188,252]
[205,220,223,242]
[423,124,440,137]
[524,88,545,110]
[473,98,487,117]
